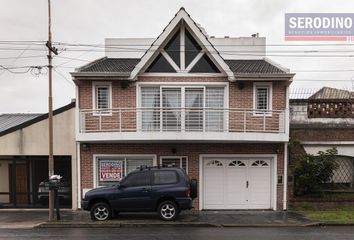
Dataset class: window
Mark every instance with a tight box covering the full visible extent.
[93,82,112,114]
[254,83,272,114]
[153,171,178,185]
[96,156,154,187]
[144,25,221,73]
[122,172,150,187]
[140,86,225,131]
[160,156,188,172]
[145,53,176,73]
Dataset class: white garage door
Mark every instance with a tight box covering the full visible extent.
[203,158,272,209]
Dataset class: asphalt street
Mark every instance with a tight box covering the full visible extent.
[0,226,354,240]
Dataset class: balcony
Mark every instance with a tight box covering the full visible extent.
[76,108,289,142]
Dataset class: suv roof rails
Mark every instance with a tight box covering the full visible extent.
[136,164,179,171]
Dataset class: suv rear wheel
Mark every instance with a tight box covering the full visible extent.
[90,202,112,221]
[158,201,178,221]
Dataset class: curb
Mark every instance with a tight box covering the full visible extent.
[35,221,221,228]
[318,222,354,226]
[35,221,323,228]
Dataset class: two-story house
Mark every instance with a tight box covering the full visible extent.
[71,8,294,211]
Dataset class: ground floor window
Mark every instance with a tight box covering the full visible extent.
[160,156,188,173]
[96,156,155,187]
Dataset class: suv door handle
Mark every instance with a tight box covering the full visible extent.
[246,181,249,188]
[142,188,150,192]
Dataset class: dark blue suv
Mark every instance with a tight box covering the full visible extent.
[82,166,197,221]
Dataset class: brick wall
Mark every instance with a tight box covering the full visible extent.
[291,128,354,142]
[80,142,285,210]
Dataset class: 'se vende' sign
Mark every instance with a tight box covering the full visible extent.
[285,13,354,41]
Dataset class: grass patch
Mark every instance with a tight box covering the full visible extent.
[306,212,354,223]
[292,205,354,211]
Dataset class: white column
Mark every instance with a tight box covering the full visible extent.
[283,143,288,211]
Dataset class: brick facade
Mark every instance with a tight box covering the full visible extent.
[78,77,287,111]
[80,142,286,210]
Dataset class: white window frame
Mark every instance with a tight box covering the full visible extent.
[160,156,189,173]
[137,82,229,131]
[93,154,157,188]
[143,24,222,75]
[92,81,112,116]
[253,82,272,116]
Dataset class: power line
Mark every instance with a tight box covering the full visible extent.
[53,68,74,86]
[0,55,46,60]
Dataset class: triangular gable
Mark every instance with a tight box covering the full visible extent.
[130,7,235,81]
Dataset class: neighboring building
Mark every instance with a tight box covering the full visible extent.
[289,87,354,206]
[0,102,77,209]
[71,8,294,210]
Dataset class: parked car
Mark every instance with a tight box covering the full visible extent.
[37,179,72,204]
[82,166,197,221]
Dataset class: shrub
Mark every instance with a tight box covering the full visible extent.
[294,148,338,196]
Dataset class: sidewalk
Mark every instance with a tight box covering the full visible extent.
[0,209,316,228]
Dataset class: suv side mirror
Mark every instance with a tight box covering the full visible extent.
[118,184,127,189]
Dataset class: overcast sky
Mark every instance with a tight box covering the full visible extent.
[1,0,354,113]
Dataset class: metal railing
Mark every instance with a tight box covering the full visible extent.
[79,108,286,134]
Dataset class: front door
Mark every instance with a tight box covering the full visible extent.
[9,163,29,205]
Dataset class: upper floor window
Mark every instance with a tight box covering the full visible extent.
[145,25,220,74]
[140,85,225,132]
[253,82,272,114]
[93,82,112,114]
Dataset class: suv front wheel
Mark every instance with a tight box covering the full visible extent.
[90,202,112,221]
[158,201,178,221]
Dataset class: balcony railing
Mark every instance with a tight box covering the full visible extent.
[79,108,286,134]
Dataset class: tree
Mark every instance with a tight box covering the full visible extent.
[294,148,338,196]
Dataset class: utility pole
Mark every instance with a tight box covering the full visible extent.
[46,0,58,221]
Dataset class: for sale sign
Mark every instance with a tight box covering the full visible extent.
[99,160,123,181]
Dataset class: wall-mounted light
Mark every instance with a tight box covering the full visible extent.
[237,82,245,90]
[171,148,177,154]
[120,81,130,89]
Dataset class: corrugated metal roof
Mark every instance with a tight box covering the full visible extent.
[77,58,286,74]
[309,87,354,100]
[0,114,42,133]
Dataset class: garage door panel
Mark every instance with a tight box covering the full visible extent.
[204,160,224,207]
[248,162,271,208]
[225,168,247,207]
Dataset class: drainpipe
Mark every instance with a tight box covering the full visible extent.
[283,83,290,211]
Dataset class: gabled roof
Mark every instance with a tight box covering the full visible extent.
[77,57,140,73]
[225,59,286,74]
[0,102,75,137]
[74,57,288,75]
[129,7,235,81]
[309,87,354,100]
